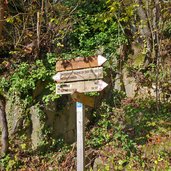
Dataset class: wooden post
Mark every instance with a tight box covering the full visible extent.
[76,102,85,171]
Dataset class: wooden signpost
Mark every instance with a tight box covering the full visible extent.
[53,55,107,171]
[56,55,107,71]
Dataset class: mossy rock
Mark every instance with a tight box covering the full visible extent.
[129,53,145,69]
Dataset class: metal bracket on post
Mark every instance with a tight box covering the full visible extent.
[76,102,85,171]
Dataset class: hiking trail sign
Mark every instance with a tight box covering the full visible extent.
[56,80,108,94]
[53,67,103,83]
[56,55,107,71]
[53,54,108,171]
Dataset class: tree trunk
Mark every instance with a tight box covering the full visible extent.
[153,0,160,112]
[135,0,153,66]
[0,0,5,40]
[0,95,9,155]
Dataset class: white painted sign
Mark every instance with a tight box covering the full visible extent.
[56,80,108,94]
[97,55,107,66]
[53,67,103,82]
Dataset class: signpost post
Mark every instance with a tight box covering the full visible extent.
[76,102,85,171]
[53,55,108,171]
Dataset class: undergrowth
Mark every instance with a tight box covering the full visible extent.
[0,96,171,170]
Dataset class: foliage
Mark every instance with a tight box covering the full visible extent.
[123,98,171,144]
[163,22,171,38]
[86,97,171,170]
[87,102,113,148]
[0,0,171,170]
[0,53,59,106]
[87,99,136,155]
[63,0,127,60]
[0,154,21,171]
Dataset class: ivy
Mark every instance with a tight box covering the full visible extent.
[63,0,127,60]
[0,53,59,106]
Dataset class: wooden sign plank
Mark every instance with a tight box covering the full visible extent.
[53,67,103,83]
[71,92,95,108]
[56,80,108,94]
[56,55,107,71]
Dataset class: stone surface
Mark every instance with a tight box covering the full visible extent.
[30,105,43,149]
[123,72,137,98]
[115,69,137,98]
[5,94,77,148]
[93,157,104,171]
[46,100,76,143]
[115,69,156,98]
[6,95,25,135]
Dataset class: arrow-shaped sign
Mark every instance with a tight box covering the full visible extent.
[56,80,108,94]
[56,55,107,72]
[53,67,103,82]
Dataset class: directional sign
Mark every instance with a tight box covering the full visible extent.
[56,55,107,71]
[54,54,108,171]
[53,67,103,82]
[71,92,95,108]
[56,80,108,94]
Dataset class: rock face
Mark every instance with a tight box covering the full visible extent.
[123,72,137,98]
[5,94,76,149]
[30,98,76,148]
[30,105,43,149]
[93,158,104,171]
[6,96,25,135]
[44,99,76,144]
[115,69,156,98]
[115,71,137,98]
